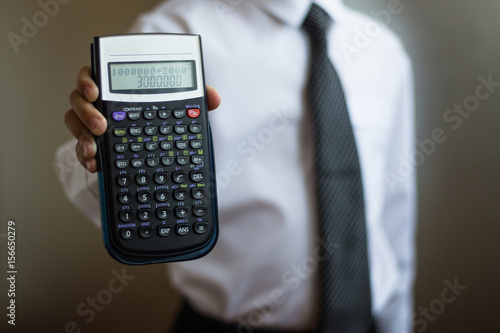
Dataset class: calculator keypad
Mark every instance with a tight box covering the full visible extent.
[103,102,214,254]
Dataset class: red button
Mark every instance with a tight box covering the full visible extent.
[187,108,200,118]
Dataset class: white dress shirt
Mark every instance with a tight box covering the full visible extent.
[56,1,416,332]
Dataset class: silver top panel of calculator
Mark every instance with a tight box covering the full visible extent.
[96,34,204,102]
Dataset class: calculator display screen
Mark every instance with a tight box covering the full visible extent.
[108,61,196,93]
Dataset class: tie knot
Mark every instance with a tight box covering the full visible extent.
[302,3,332,38]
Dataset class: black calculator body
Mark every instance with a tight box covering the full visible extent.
[91,34,218,265]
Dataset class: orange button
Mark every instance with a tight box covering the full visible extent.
[187,108,200,118]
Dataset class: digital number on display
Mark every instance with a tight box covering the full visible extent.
[108,61,196,92]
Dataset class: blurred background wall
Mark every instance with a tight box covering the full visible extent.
[1,0,499,332]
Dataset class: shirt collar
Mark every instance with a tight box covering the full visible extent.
[251,0,347,28]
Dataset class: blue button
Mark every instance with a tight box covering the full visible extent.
[112,112,126,121]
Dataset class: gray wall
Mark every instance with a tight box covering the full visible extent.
[1,1,499,332]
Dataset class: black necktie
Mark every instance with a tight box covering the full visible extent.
[302,4,374,332]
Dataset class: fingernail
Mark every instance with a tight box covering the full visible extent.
[89,117,103,134]
[84,87,93,99]
[81,140,88,157]
[85,160,92,171]
[83,141,90,157]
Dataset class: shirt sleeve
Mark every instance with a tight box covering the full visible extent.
[377,53,417,333]
[55,139,102,227]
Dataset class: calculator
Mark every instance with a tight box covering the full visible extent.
[91,34,218,265]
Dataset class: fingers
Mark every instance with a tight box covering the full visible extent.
[69,89,107,136]
[65,108,98,172]
[206,85,221,111]
[75,139,98,173]
[64,66,105,173]
[76,66,99,102]
[69,66,107,136]
[65,108,89,141]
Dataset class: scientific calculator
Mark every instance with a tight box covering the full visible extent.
[91,34,218,264]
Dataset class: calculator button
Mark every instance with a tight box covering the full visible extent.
[173,109,186,118]
[144,110,156,119]
[172,172,187,184]
[137,191,152,203]
[174,189,188,201]
[160,141,173,150]
[118,192,133,205]
[145,142,158,151]
[190,140,202,149]
[131,159,145,168]
[175,206,190,219]
[138,209,153,221]
[191,188,205,199]
[187,108,200,118]
[145,126,157,135]
[190,171,204,183]
[160,125,172,135]
[189,124,202,133]
[155,190,169,202]
[176,141,188,149]
[158,225,172,237]
[194,222,209,234]
[147,158,160,167]
[119,210,134,222]
[115,160,129,169]
[191,155,203,164]
[174,125,187,134]
[112,111,126,122]
[130,143,143,152]
[129,127,142,136]
[136,174,151,186]
[128,111,141,120]
[193,205,207,217]
[176,224,190,236]
[157,208,171,220]
[120,228,135,240]
[139,227,153,238]
[176,156,189,166]
[114,128,127,137]
[161,157,174,166]
[158,110,171,119]
[115,143,128,153]
[154,173,168,185]
[116,175,131,187]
